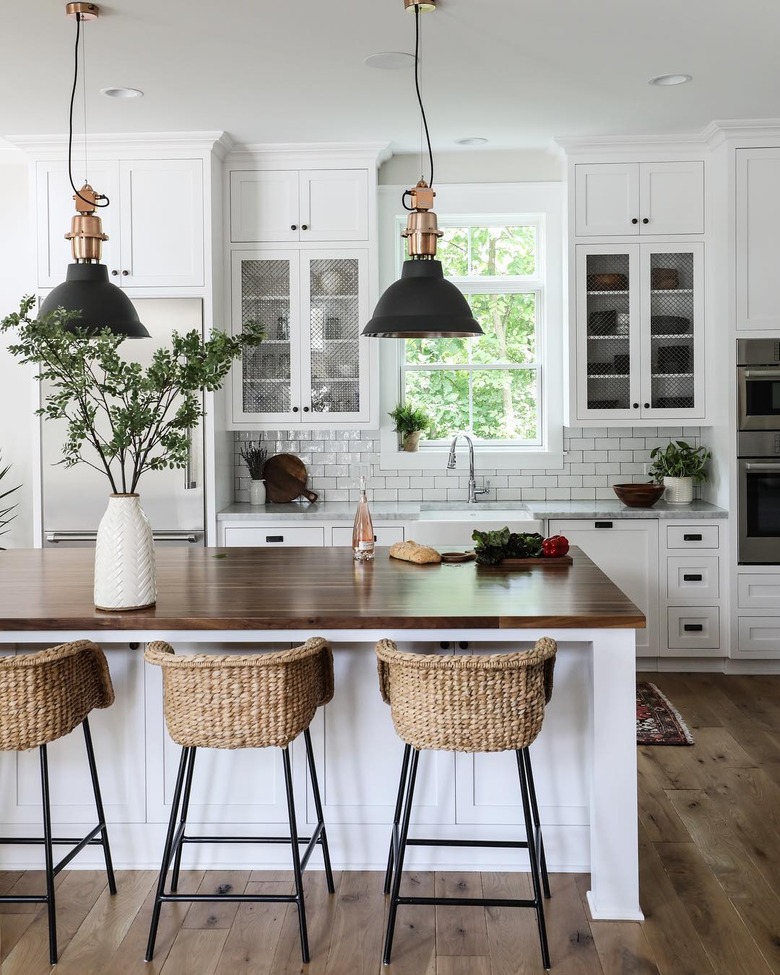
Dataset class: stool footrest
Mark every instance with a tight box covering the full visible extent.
[397,895,539,908]
[0,823,107,877]
[158,892,298,904]
[406,837,531,849]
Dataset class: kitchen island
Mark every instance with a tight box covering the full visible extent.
[0,545,645,921]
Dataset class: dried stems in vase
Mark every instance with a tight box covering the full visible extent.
[240,442,267,480]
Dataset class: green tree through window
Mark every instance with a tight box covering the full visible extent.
[402,224,542,444]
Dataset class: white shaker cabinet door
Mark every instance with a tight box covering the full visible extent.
[736,148,780,330]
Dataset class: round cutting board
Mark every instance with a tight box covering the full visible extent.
[262,453,318,504]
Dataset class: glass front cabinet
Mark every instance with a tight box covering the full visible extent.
[230,249,371,427]
[574,242,704,422]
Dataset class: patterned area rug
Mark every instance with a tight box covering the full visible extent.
[637,682,695,745]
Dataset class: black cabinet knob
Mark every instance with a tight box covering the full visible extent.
[303,406,310,412]
[292,406,299,413]
[111,269,119,276]
[122,269,129,276]
[642,218,649,224]
[301,224,308,230]
[632,403,639,409]
[644,403,650,409]
[631,218,639,225]
[291,224,297,230]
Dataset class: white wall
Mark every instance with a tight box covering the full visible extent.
[0,153,36,548]
[379,148,565,185]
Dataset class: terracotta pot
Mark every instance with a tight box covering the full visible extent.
[402,430,422,452]
[94,494,156,611]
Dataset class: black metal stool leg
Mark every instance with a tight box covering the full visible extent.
[282,745,310,963]
[517,749,550,970]
[521,747,550,898]
[171,747,197,893]
[146,746,190,962]
[39,744,58,966]
[82,717,117,895]
[383,742,411,895]
[303,728,334,894]
[383,747,420,966]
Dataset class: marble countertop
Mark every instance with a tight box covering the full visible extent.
[218,499,728,522]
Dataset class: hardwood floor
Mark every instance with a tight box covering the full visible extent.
[1,673,779,974]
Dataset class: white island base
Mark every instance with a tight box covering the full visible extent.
[0,626,642,923]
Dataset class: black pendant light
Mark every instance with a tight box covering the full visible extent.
[363,0,482,339]
[39,3,149,338]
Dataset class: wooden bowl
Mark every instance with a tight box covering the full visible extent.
[612,483,665,508]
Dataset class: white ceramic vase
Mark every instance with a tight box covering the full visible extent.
[249,479,266,505]
[94,494,157,611]
[663,476,693,504]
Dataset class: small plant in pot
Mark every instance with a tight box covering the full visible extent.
[240,441,268,506]
[648,439,711,504]
[389,402,430,452]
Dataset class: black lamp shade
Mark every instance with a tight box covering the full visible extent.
[38,263,150,338]
[362,259,483,338]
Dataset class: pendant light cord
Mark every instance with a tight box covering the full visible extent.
[68,12,109,208]
[402,3,434,212]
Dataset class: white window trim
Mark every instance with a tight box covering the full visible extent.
[377,181,565,471]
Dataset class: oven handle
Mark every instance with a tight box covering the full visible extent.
[743,368,780,379]
[744,462,780,472]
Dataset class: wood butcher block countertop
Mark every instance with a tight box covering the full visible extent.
[0,546,645,632]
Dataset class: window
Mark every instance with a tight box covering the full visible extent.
[378,182,564,471]
[403,223,543,444]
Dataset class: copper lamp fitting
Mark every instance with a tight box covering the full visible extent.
[401,179,443,258]
[66,3,99,20]
[403,0,436,11]
[65,184,109,262]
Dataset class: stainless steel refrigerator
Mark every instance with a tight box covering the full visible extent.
[42,297,205,548]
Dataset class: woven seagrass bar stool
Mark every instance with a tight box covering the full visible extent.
[376,636,558,970]
[0,640,117,965]
[143,637,335,965]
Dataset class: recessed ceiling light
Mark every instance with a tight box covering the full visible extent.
[100,86,144,99]
[456,137,488,146]
[364,52,415,70]
[648,74,692,87]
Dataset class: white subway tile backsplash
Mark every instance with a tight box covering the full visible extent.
[232,426,702,504]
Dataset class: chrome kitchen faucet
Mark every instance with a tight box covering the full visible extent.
[447,433,490,503]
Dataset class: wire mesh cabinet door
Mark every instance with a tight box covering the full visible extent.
[301,250,371,424]
[231,251,300,426]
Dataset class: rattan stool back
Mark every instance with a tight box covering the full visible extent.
[0,640,115,751]
[375,637,557,753]
[145,637,334,749]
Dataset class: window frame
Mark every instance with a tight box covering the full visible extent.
[378,182,565,471]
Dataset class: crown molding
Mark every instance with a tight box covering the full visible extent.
[226,141,392,168]
[7,131,230,159]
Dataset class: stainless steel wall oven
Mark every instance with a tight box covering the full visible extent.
[737,339,780,563]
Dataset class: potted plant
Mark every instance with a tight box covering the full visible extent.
[648,439,711,504]
[0,296,263,609]
[389,402,430,452]
[0,451,21,550]
[239,441,268,505]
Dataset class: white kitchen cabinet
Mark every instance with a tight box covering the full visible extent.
[36,158,204,290]
[574,161,704,237]
[735,148,780,330]
[223,524,325,547]
[660,521,724,658]
[229,248,372,427]
[735,568,780,659]
[548,518,659,657]
[230,169,369,243]
[574,242,704,422]
[331,524,405,546]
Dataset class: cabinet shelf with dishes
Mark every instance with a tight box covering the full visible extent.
[575,242,704,421]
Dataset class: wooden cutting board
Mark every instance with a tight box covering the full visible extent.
[262,453,319,504]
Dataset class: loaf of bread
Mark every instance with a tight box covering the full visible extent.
[389,540,442,564]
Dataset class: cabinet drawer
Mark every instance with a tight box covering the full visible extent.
[667,607,720,650]
[666,557,719,599]
[665,525,719,549]
[737,617,780,657]
[223,526,325,547]
[331,525,405,547]
[738,572,780,609]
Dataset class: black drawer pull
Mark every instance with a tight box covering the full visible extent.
[683,573,703,582]
[265,535,284,543]
[683,623,704,632]
[683,533,703,542]
[595,521,613,529]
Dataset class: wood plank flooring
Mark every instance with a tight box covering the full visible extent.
[1,673,779,974]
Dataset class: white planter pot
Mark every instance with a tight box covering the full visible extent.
[249,479,266,505]
[94,494,157,611]
[663,476,694,504]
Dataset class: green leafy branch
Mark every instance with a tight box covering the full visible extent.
[1,296,264,494]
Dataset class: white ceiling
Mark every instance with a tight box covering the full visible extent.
[4,0,780,154]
